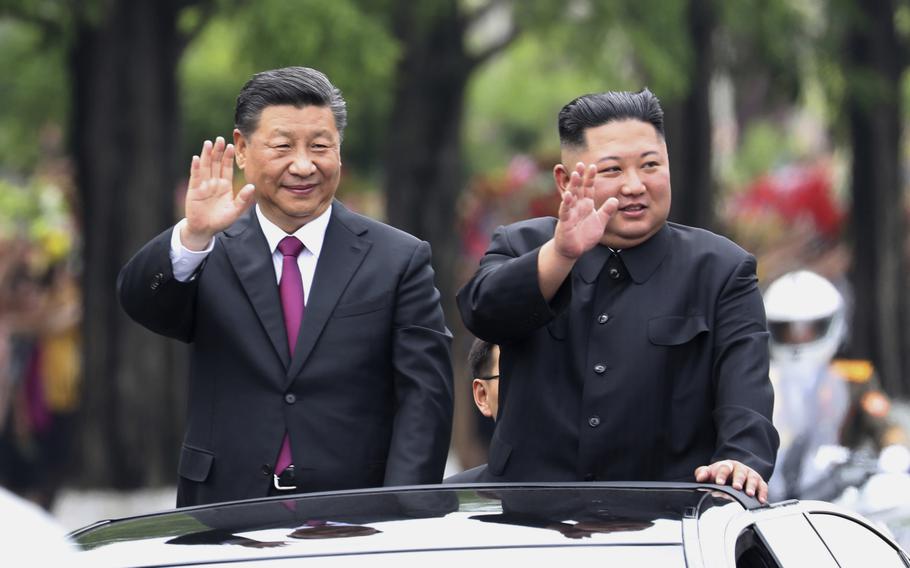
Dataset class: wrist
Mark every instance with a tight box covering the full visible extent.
[180,224,214,252]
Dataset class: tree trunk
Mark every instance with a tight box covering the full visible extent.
[665,0,715,230]
[382,2,481,468]
[71,0,189,488]
[843,0,908,397]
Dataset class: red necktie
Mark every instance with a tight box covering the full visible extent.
[276,236,305,474]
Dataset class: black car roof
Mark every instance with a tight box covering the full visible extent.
[71,482,759,566]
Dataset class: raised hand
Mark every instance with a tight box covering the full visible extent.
[181,136,256,251]
[553,162,618,259]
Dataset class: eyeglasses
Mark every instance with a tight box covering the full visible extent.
[477,374,499,381]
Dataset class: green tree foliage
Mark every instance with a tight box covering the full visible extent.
[0,19,67,174]
[180,0,399,175]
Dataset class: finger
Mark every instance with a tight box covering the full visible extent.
[234,184,256,211]
[744,471,759,497]
[694,465,710,482]
[757,479,769,504]
[582,164,597,200]
[222,143,236,184]
[557,190,573,222]
[597,196,619,223]
[568,170,583,199]
[715,461,734,485]
[211,136,226,179]
[188,155,201,189]
[197,140,214,183]
[730,465,747,491]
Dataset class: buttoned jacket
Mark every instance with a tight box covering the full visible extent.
[457,218,778,482]
[119,201,454,506]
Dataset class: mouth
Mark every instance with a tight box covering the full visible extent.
[619,203,648,214]
[282,183,317,195]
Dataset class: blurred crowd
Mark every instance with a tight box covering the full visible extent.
[0,171,81,510]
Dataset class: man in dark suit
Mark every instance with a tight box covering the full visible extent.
[457,89,778,502]
[119,67,453,506]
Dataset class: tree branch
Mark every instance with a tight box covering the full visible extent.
[468,20,521,69]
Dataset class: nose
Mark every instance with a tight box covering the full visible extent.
[622,170,645,194]
[289,150,317,177]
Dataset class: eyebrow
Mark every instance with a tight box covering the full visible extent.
[268,128,334,138]
[595,150,659,164]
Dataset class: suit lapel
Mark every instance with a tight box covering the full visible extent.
[222,209,291,369]
[286,202,371,383]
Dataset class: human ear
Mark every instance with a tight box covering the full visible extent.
[233,128,247,169]
[472,379,493,418]
[553,163,571,194]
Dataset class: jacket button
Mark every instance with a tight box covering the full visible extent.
[150,272,164,290]
[261,464,272,476]
[588,416,601,427]
[285,393,296,404]
[597,314,609,324]
[594,364,606,374]
[608,267,621,280]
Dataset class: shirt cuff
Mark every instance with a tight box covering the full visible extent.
[170,218,214,282]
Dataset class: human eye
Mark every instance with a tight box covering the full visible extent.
[598,165,621,175]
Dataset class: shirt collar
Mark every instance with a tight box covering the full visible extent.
[256,203,332,259]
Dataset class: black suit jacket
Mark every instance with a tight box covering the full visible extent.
[119,201,453,506]
[457,219,778,483]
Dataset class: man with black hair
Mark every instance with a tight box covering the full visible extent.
[468,338,500,422]
[458,89,778,502]
[119,66,453,506]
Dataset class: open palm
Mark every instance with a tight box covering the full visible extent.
[554,163,617,259]
[183,136,255,248]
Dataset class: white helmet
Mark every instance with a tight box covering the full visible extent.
[764,270,846,369]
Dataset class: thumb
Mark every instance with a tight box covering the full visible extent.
[597,197,619,222]
[235,184,256,209]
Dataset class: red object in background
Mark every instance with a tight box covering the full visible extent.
[734,165,843,238]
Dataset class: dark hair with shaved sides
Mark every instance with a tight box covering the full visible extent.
[558,88,664,149]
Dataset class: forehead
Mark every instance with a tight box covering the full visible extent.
[253,104,338,138]
[577,119,665,160]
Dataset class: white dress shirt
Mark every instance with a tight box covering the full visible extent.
[169,204,332,304]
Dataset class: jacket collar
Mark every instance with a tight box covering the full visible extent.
[575,222,670,284]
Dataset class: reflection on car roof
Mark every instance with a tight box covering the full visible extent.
[71,482,754,567]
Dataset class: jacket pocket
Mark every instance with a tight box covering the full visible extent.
[488,431,513,476]
[178,444,214,482]
[332,292,391,318]
[648,315,709,346]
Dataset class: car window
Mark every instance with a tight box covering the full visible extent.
[753,515,838,567]
[807,513,908,568]
[735,527,779,568]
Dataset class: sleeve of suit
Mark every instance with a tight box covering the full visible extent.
[117,226,201,343]
[710,254,780,479]
[384,240,455,486]
[457,225,570,345]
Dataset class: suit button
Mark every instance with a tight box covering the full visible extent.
[261,464,273,476]
[608,267,621,279]
[597,314,609,324]
[150,272,165,290]
[593,364,606,374]
[284,393,296,404]
[588,416,601,427]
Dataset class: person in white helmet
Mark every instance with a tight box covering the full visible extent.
[764,270,907,500]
